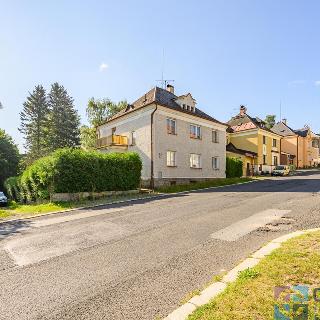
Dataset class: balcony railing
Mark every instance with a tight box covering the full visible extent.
[96,135,128,149]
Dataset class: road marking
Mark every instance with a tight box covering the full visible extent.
[31,208,124,228]
[210,209,291,241]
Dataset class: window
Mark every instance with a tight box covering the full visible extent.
[272,139,277,147]
[212,130,219,143]
[167,151,176,167]
[131,131,136,145]
[273,156,278,166]
[167,118,176,135]
[190,153,201,168]
[263,135,266,144]
[263,155,267,165]
[190,124,201,139]
[212,157,219,169]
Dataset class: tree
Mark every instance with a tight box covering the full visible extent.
[86,97,128,127]
[0,129,20,189]
[19,85,50,162]
[48,83,80,150]
[80,98,127,150]
[265,115,276,129]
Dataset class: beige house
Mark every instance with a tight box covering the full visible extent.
[271,120,320,167]
[96,85,228,187]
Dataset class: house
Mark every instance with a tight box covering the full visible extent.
[227,106,281,174]
[226,142,257,176]
[96,85,228,187]
[271,120,320,167]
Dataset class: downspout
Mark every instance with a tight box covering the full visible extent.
[150,104,158,189]
[296,136,299,168]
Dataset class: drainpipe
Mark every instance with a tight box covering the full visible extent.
[296,136,299,168]
[150,104,158,189]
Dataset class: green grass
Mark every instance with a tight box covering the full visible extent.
[0,193,155,220]
[188,231,320,320]
[156,177,253,193]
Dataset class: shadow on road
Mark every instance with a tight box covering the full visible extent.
[0,220,32,239]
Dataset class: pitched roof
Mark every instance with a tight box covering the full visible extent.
[227,111,277,134]
[271,121,296,137]
[105,87,226,126]
[226,142,257,157]
[294,128,309,137]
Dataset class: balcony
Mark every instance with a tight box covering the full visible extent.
[96,135,128,149]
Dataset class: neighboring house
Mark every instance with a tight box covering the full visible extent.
[96,85,228,187]
[272,120,320,167]
[226,142,257,176]
[227,106,281,174]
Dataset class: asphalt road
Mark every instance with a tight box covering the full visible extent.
[1,171,320,320]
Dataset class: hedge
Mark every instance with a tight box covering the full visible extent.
[226,157,243,178]
[5,149,142,201]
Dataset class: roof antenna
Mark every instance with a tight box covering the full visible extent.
[156,48,174,88]
[279,100,282,121]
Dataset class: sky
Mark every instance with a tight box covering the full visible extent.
[0,0,320,151]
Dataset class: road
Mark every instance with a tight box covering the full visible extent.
[0,171,320,320]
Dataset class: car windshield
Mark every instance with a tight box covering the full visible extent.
[0,192,4,197]
[275,166,285,170]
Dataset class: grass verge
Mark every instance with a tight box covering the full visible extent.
[188,231,320,320]
[0,193,154,220]
[156,177,253,193]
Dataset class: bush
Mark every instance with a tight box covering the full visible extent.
[9,149,142,201]
[4,176,22,201]
[226,157,243,178]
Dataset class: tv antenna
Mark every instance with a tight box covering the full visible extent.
[156,48,174,88]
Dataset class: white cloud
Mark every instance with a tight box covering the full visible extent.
[288,80,306,87]
[99,62,108,72]
[314,80,320,87]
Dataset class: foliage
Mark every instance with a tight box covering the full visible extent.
[87,97,128,127]
[226,157,243,178]
[48,83,81,150]
[0,129,20,189]
[16,149,141,200]
[19,85,50,162]
[80,125,96,151]
[264,114,276,129]
[4,176,22,201]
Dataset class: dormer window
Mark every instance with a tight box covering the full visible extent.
[182,104,186,110]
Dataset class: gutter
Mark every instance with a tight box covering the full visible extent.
[150,104,158,189]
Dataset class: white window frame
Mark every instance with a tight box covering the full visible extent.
[167,151,177,167]
[272,138,277,147]
[190,153,201,168]
[212,157,219,170]
[167,118,177,135]
[190,124,201,139]
[212,130,219,143]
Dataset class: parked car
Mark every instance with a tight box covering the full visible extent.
[0,191,8,207]
[272,165,290,176]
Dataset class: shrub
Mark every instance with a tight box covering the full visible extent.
[9,149,142,201]
[226,157,243,178]
[4,176,22,201]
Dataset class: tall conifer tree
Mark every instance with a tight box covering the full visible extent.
[48,83,80,150]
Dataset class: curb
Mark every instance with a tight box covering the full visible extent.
[164,228,320,320]
[0,179,259,225]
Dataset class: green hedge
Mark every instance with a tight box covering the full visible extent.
[4,176,22,202]
[226,157,243,178]
[5,149,142,201]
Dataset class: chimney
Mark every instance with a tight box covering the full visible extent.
[167,84,174,94]
[282,118,287,125]
[239,105,247,116]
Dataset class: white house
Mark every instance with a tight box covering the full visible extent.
[97,85,228,188]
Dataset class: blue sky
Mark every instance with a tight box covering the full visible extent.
[1,0,319,151]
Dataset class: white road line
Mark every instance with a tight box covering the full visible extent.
[210,209,291,241]
[31,208,124,228]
